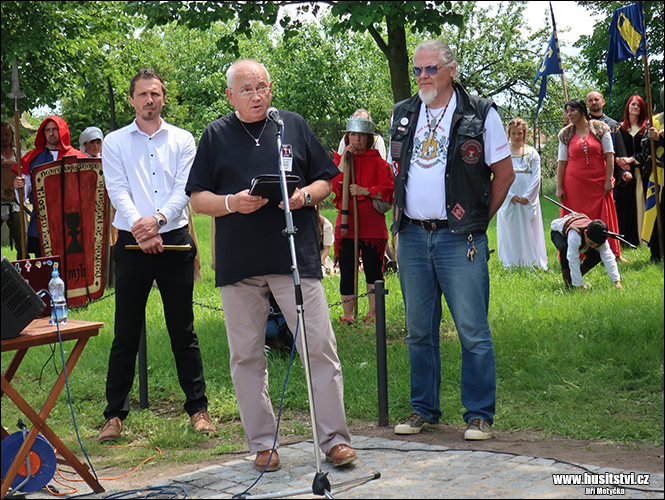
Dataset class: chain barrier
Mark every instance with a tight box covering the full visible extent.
[326,289,374,309]
[69,290,116,310]
[69,288,373,313]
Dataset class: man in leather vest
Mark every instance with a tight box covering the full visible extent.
[389,40,514,440]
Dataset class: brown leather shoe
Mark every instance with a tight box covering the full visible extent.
[326,444,357,467]
[99,417,123,442]
[254,449,280,471]
[190,411,216,434]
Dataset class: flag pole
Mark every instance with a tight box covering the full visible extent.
[640,2,663,258]
[560,73,569,103]
[550,2,568,103]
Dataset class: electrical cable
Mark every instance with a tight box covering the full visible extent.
[47,444,163,495]
[102,485,187,499]
[340,442,665,494]
[231,315,301,499]
[37,343,59,394]
[47,290,104,496]
[214,437,662,495]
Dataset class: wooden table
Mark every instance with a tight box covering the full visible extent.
[1,318,105,496]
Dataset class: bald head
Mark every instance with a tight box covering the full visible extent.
[225,59,273,123]
[586,91,605,116]
[226,59,271,90]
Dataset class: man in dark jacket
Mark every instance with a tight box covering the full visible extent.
[389,40,514,440]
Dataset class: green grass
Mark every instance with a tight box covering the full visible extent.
[2,193,663,471]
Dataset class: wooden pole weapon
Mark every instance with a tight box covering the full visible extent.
[351,155,359,319]
[7,57,26,259]
[640,3,663,258]
[340,151,351,237]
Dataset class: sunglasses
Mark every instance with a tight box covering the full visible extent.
[412,64,446,77]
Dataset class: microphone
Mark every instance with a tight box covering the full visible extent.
[266,107,284,126]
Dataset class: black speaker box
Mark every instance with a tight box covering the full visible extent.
[1,256,46,340]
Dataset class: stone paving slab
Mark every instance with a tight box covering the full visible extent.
[12,435,665,499]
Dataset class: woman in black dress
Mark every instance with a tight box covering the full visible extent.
[615,95,648,247]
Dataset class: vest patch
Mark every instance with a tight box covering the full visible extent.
[451,203,466,220]
[461,140,482,164]
[390,140,403,161]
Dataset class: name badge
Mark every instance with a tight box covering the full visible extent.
[281,144,293,172]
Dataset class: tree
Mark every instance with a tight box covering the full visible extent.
[436,1,549,113]
[125,1,462,103]
[575,1,663,119]
[1,1,137,115]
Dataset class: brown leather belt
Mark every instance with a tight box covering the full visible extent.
[407,216,449,231]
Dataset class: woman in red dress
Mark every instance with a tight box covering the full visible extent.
[332,116,394,323]
[556,98,621,258]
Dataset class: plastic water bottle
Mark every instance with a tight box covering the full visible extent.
[48,264,68,325]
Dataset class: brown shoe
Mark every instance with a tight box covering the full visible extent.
[254,449,280,471]
[190,411,216,434]
[326,444,357,467]
[99,417,123,442]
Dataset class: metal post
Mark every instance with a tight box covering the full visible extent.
[374,280,389,426]
[139,318,148,409]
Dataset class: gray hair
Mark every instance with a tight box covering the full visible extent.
[414,40,457,68]
[1,120,14,146]
[226,59,271,90]
[353,108,372,120]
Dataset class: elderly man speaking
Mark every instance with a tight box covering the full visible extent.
[186,59,356,472]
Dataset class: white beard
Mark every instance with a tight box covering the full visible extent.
[419,88,438,105]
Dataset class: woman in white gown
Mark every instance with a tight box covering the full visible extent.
[497,118,548,269]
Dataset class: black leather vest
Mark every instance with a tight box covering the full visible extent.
[389,83,496,236]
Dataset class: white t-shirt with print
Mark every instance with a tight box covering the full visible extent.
[403,95,509,221]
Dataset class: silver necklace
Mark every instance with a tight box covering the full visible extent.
[238,115,268,147]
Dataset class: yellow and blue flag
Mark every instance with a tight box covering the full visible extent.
[534,2,563,122]
[641,112,664,245]
[607,3,647,101]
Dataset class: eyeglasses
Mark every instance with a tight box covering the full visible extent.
[235,86,271,97]
[412,64,446,77]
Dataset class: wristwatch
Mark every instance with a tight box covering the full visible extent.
[154,214,166,228]
[301,189,312,207]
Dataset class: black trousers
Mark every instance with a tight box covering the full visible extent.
[338,238,384,295]
[550,231,602,272]
[104,227,208,420]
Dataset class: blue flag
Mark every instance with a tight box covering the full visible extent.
[534,3,563,122]
[607,3,646,102]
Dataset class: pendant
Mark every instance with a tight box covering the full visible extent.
[255,140,260,147]
[422,134,437,160]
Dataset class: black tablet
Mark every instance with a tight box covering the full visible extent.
[249,174,300,202]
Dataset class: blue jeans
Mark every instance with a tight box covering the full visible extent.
[397,223,496,424]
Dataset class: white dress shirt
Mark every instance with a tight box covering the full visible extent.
[103,119,195,232]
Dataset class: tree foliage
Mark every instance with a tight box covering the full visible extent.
[4,0,648,157]
[125,0,463,103]
[575,1,663,119]
[1,1,137,115]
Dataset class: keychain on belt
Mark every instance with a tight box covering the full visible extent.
[467,233,477,262]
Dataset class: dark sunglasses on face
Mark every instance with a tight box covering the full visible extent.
[413,64,446,77]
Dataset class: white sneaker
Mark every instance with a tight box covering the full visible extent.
[464,418,494,440]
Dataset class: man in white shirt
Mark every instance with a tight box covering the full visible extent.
[99,69,214,442]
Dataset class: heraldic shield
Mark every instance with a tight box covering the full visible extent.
[31,156,107,307]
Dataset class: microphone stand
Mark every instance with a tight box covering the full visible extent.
[242,117,380,499]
